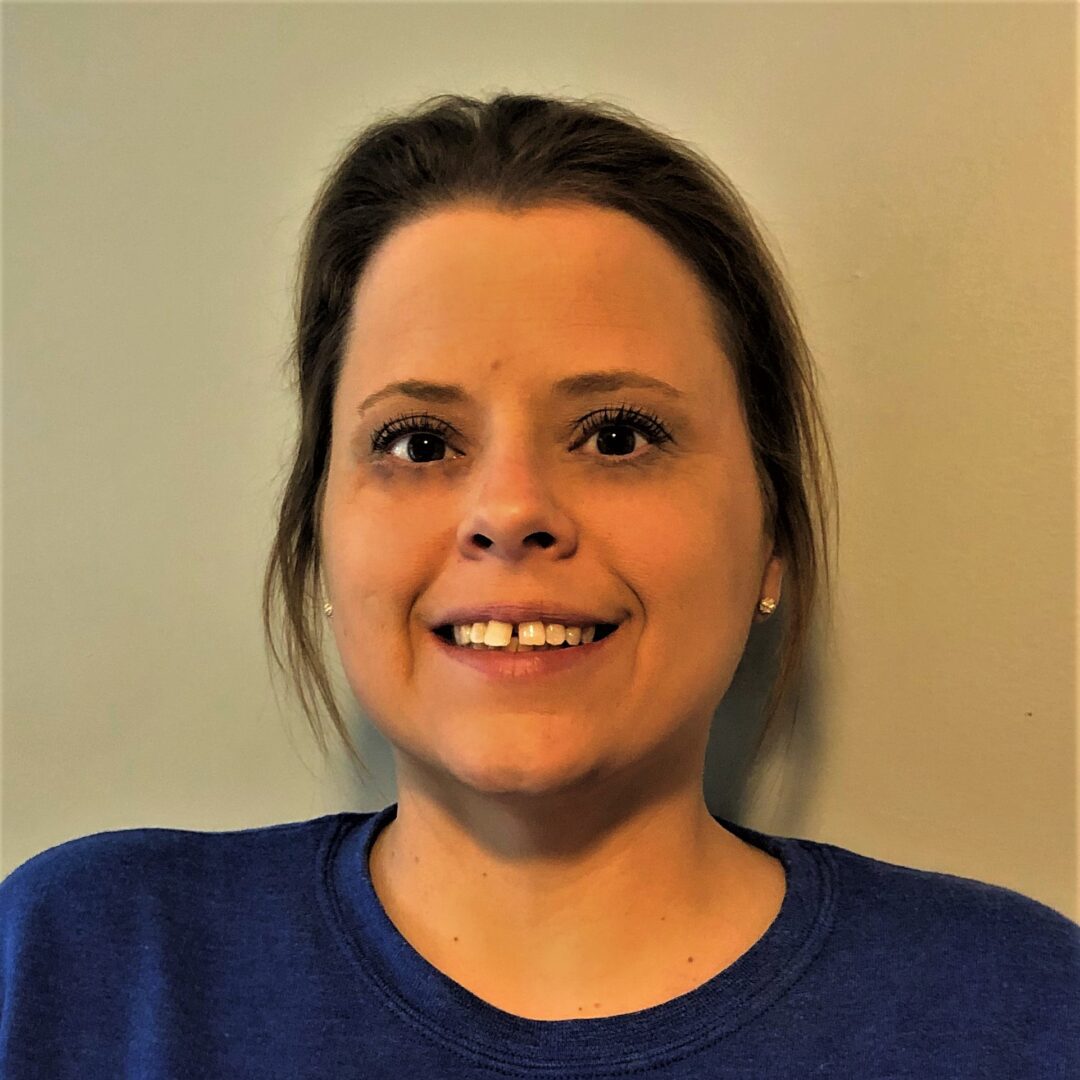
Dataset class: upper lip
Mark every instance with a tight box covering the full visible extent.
[427,603,625,629]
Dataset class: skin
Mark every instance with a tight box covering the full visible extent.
[320,202,787,1020]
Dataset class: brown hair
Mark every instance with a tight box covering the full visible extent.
[262,91,838,786]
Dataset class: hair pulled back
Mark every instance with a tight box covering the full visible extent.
[262,91,838,785]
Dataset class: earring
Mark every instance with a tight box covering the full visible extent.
[323,601,333,618]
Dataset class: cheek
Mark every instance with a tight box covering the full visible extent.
[622,470,762,693]
[322,501,424,723]
[624,466,762,614]
[321,481,433,636]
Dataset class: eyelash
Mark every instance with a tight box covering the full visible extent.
[369,403,673,464]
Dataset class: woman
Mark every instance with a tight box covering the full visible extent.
[2,91,1076,1077]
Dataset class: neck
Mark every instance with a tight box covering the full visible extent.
[367,784,785,1020]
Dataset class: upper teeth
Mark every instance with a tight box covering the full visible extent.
[452,620,598,648]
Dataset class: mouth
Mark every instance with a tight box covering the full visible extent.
[428,617,625,681]
[431,622,621,647]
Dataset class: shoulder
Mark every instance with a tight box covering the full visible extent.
[821,837,1078,936]
[1,814,352,940]
[2,826,186,927]
[811,835,1079,996]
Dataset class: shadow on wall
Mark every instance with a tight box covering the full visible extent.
[705,610,829,836]
[347,712,399,807]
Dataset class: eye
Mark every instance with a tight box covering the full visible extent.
[369,412,458,464]
[368,404,673,465]
[573,405,673,461]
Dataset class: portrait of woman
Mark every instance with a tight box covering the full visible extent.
[2,4,1076,1078]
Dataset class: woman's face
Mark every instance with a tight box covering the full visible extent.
[321,202,782,802]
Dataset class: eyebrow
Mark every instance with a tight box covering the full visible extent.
[356,369,686,416]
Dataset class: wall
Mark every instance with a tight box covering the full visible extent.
[2,1,1075,918]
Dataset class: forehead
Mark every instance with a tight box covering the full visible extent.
[342,203,731,393]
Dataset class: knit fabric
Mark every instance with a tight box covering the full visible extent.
[2,803,1077,1078]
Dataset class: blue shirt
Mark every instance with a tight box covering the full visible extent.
[2,803,1077,1077]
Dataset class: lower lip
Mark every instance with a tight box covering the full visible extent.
[430,625,622,679]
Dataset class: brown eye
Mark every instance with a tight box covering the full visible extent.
[369,404,672,467]
[575,405,672,459]
[384,431,450,463]
[370,414,457,463]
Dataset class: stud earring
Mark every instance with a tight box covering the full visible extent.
[323,601,333,618]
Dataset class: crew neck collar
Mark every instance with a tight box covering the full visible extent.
[320,803,837,1071]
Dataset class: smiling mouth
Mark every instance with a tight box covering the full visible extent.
[432,623,620,647]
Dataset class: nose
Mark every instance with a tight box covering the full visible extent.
[454,426,577,562]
